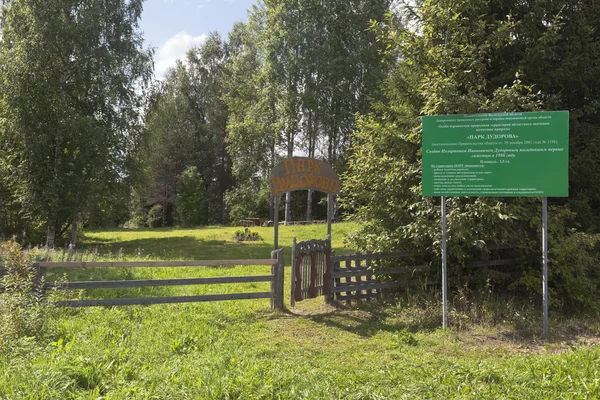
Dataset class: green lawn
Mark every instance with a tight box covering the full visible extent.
[71,222,359,264]
[2,223,600,399]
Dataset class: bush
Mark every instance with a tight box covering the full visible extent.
[176,166,205,227]
[0,241,49,347]
[147,204,164,228]
[233,230,262,242]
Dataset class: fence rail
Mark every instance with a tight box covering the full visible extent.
[34,250,285,310]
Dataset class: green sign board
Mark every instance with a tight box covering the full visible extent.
[422,111,569,197]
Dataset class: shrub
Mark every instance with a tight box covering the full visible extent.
[147,204,164,228]
[233,230,262,242]
[0,241,49,347]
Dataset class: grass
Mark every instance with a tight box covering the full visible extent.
[75,222,359,262]
[2,222,600,399]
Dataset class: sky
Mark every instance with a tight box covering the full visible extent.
[139,0,257,78]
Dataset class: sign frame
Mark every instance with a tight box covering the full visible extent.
[421,111,569,337]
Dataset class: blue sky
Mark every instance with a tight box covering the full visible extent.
[140,0,257,78]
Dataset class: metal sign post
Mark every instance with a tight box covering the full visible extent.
[441,196,448,329]
[542,197,548,337]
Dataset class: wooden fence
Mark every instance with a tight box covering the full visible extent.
[32,249,285,309]
[329,245,517,304]
[329,251,427,303]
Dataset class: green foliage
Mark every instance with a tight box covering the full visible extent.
[147,204,164,228]
[0,241,48,347]
[176,166,205,227]
[0,0,153,244]
[342,0,600,312]
[143,33,233,227]
[343,3,536,259]
[233,230,263,242]
[226,180,272,224]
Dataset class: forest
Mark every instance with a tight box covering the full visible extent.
[1,0,600,308]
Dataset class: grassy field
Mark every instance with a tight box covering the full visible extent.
[2,223,600,399]
[77,222,359,262]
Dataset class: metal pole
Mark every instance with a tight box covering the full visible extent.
[327,194,333,239]
[542,197,548,337]
[274,195,279,250]
[441,196,448,329]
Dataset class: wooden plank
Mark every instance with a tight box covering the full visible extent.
[354,252,363,297]
[468,259,514,268]
[55,292,272,307]
[294,254,303,302]
[331,252,420,262]
[275,249,284,310]
[334,281,401,293]
[344,258,352,305]
[38,259,277,268]
[332,265,428,278]
[309,252,317,298]
[336,292,380,302]
[45,275,274,290]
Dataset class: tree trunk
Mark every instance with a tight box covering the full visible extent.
[46,140,62,247]
[71,209,79,245]
[46,218,56,248]
[306,189,313,222]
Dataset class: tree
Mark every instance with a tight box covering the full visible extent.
[342,1,541,257]
[144,33,234,226]
[226,0,390,223]
[343,0,600,311]
[0,0,153,245]
[144,64,197,227]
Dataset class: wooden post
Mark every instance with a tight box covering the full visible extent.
[271,250,277,310]
[33,262,42,297]
[276,249,284,310]
[274,195,280,250]
[290,238,297,307]
[328,250,336,303]
[327,194,333,239]
[294,251,304,302]
[355,252,363,300]
[309,252,317,298]
[345,258,352,305]
[323,236,331,299]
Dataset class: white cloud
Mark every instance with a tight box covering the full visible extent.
[154,31,208,78]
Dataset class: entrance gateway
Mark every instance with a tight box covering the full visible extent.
[269,157,340,305]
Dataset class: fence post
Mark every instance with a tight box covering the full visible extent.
[271,250,276,309]
[290,238,296,307]
[271,248,285,311]
[33,262,42,297]
[276,248,284,310]
[327,250,335,303]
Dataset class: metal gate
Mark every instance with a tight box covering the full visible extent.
[290,237,331,307]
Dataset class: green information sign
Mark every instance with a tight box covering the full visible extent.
[422,111,569,197]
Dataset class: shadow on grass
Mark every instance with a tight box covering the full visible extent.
[285,299,442,338]
[80,235,276,261]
